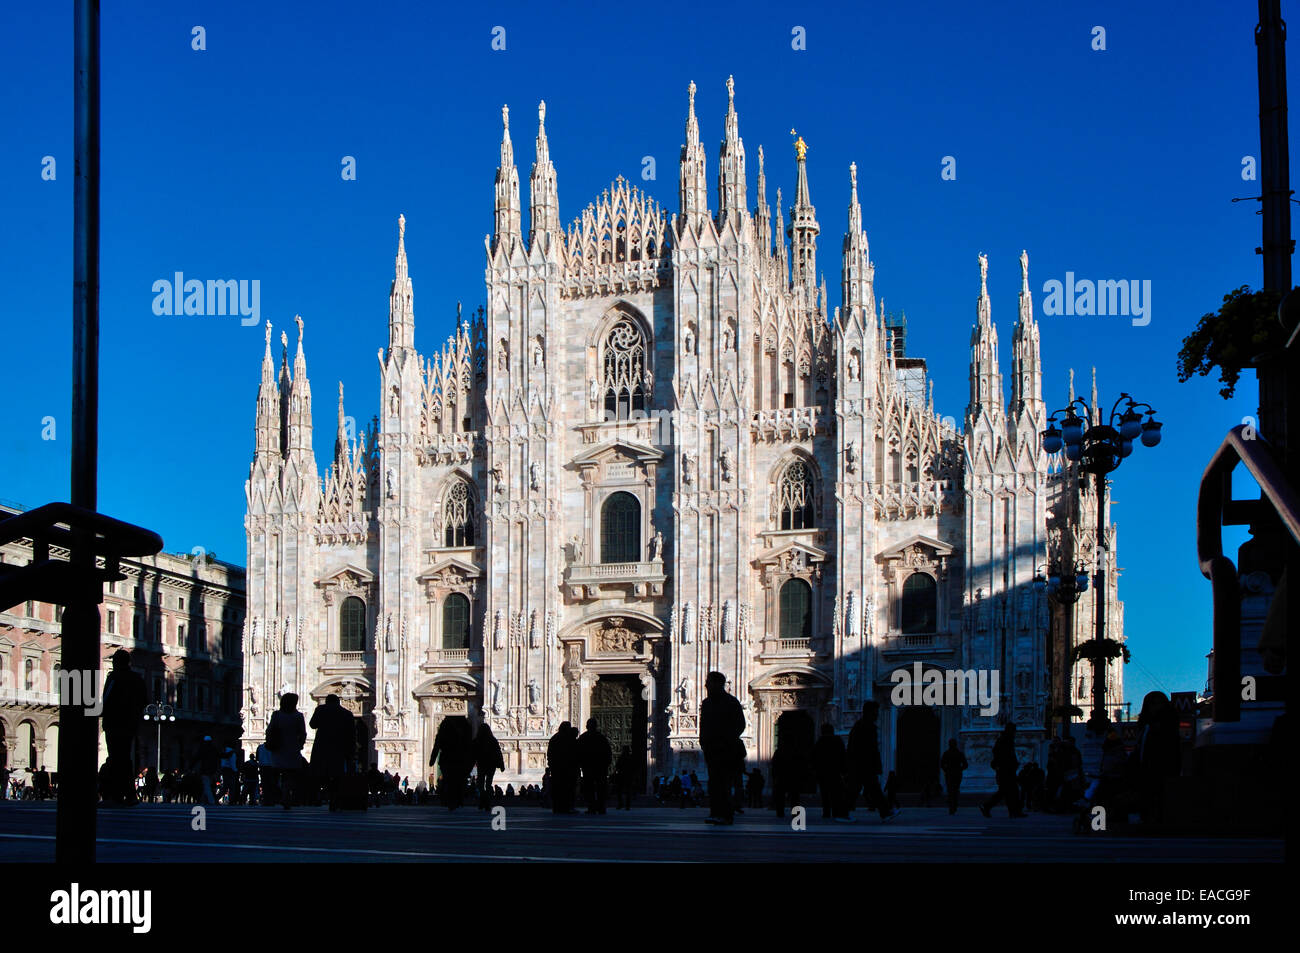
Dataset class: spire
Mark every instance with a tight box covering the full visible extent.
[774,187,789,285]
[255,320,281,460]
[788,132,819,296]
[841,162,876,323]
[966,253,1004,426]
[334,381,348,466]
[755,144,772,254]
[1010,249,1044,421]
[286,315,314,456]
[529,100,560,252]
[716,75,746,227]
[493,105,522,252]
[1090,366,1099,419]
[679,81,708,231]
[389,214,415,353]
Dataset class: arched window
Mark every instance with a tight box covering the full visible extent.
[779,579,812,641]
[340,596,366,653]
[602,318,647,421]
[777,461,814,530]
[443,479,475,547]
[900,573,937,634]
[601,492,641,564]
[442,593,471,650]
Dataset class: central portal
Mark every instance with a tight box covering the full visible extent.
[590,674,646,786]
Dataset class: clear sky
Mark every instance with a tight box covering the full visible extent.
[0,0,1282,707]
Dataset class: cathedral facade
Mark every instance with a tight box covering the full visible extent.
[242,80,1123,791]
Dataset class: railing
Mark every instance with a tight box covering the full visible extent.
[323,651,369,668]
[571,561,665,581]
[778,638,811,652]
[1196,424,1300,721]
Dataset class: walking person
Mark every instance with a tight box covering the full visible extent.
[699,670,745,825]
[429,715,473,810]
[770,709,815,819]
[309,694,356,805]
[980,722,1025,818]
[1134,690,1181,827]
[197,736,221,806]
[846,701,901,822]
[613,744,636,810]
[576,718,612,815]
[101,649,146,806]
[812,723,847,820]
[475,721,505,811]
[265,693,308,810]
[546,722,578,814]
[940,739,967,815]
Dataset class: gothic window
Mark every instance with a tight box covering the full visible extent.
[777,461,815,530]
[442,593,471,650]
[600,491,641,564]
[779,579,812,641]
[443,480,475,547]
[900,573,937,634]
[601,318,647,421]
[340,596,366,653]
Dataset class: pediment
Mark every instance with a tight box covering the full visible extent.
[417,557,482,582]
[755,540,827,568]
[571,437,663,467]
[316,563,375,588]
[877,534,954,561]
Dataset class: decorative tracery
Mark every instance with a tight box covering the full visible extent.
[602,318,648,421]
[443,479,475,546]
[777,461,815,530]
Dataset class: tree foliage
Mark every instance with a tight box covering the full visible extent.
[1176,285,1290,398]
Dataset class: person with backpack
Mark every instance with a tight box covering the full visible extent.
[265,693,307,810]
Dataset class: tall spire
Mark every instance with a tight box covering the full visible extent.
[716,75,746,227]
[255,320,281,460]
[389,214,415,353]
[679,81,708,231]
[841,162,875,322]
[334,381,348,466]
[529,100,560,252]
[788,133,819,296]
[286,315,314,455]
[774,187,789,285]
[493,105,522,252]
[1010,249,1044,421]
[966,253,1004,425]
[754,144,771,254]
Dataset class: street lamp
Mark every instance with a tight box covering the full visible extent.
[1033,560,1089,738]
[142,703,176,784]
[1042,392,1161,734]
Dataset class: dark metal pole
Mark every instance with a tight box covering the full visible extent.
[59,0,101,864]
[1091,471,1108,731]
[1258,0,1292,296]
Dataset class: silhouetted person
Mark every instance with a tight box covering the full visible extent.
[475,721,505,810]
[101,649,146,805]
[1135,690,1181,826]
[547,722,579,814]
[699,671,745,825]
[813,723,847,819]
[613,744,636,810]
[429,715,473,810]
[746,768,763,808]
[197,736,220,805]
[266,693,307,810]
[981,723,1024,818]
[940,739,968,814]
[847,701,900,821]
[576,718,612,814]
[310,694,356,801]
[1018,760,1045,812]
[771,709,815,819]
[33,765,51,800]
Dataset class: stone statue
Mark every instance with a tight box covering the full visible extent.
[649,530,663,562]
[570,534,583,563]
[529,462,541,491]
[845,440,858,473]
[682,452,694,485]
[386,468,395,499]
[683,328,694,355]
[979,252,989,291]
[490,678,503,715]
[493,609,505,649]
[385,614,395,652]
[720,448,734,483]
[589,378,600,407]
[722,325,734,351]
[527,678,541,714]
[383,680,395,713]
[676,676,693,712]
[491,465,504,493]
[847,352,860,382]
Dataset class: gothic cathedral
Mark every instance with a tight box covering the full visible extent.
[242,79,1123,791]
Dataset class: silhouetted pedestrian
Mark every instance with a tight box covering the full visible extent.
[197,736,220,805]
[1134,690,1181,826]
[101,649,146,805]
[577,719,612,814]
[746,768,763,808]
[847,701,900,821]
[310,694,356,802]
[980,723,1024,818]
[547,722,579,814]
[265,693,307,810]
[813,723,847,819]
[475,721,505,810]
[699,671,745,825]
[940,739,967,814]
[613,744,636,810]
[771,709,815,819]
[430,715,473,810]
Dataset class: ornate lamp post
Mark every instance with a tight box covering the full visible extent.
[1042,393,1162,733]
[1033,560,1090,737]
[142,703,176,779]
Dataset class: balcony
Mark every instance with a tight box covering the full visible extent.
[880,630,954,659]
[321,651,373,674]
[423,647,482,670]
[566,561,666,599]
[778,638,812,652]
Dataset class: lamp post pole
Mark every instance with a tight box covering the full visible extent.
[1042,393,1162,735]
[142,703,175,785]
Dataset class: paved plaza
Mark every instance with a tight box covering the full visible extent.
[0,801,1281,863]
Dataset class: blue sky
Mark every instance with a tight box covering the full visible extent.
[0,0,1280,706]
